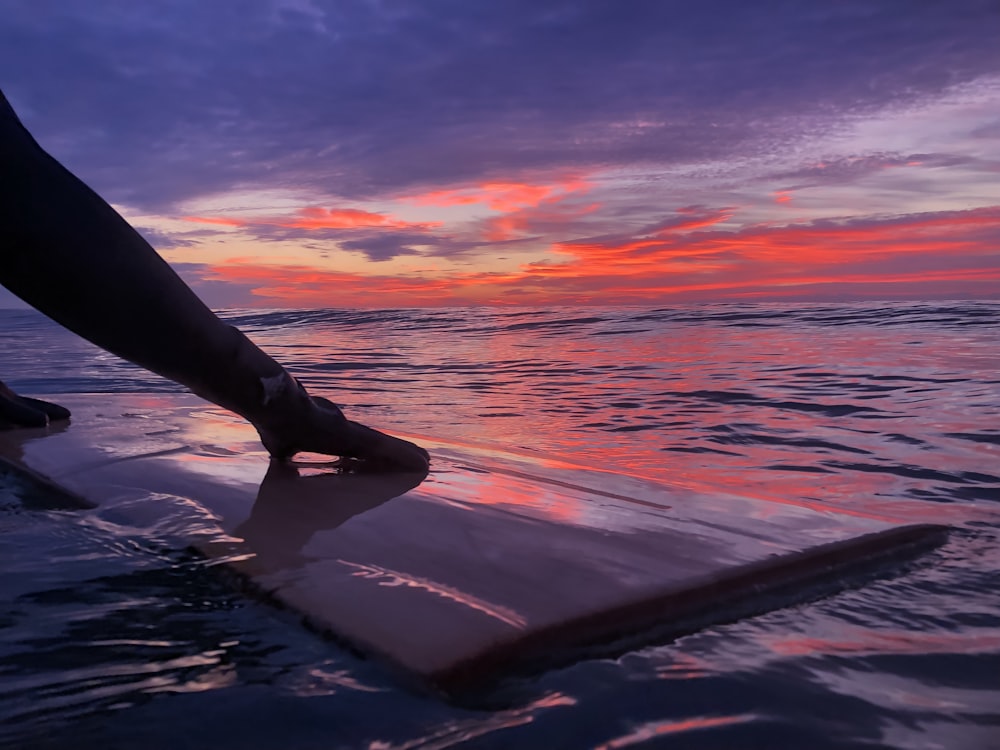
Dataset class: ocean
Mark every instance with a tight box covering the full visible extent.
[1,301,998,749]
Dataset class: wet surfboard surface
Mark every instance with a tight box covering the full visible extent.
[0,394,946,693]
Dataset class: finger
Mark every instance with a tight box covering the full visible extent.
[259,394,430,471]
[306,403,429,471]
[342,420,431,472]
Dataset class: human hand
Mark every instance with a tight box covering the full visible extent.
[0,381,71,428]
[252,381,430,472]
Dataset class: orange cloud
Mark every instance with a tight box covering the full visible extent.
[411,176,600,242]
[198,205,1000,306]
[182,216,246,227]
[533,205,1000,279]
[482,199,602,242]
[183,206,440,231]
[286,207,439,230]
[206,262,470,307]
[523,207,735,275]
[405,177,592,212]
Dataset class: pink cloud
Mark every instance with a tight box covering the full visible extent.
[404,176,592,212]
[183,206,440,231]
[193,205,1000,306]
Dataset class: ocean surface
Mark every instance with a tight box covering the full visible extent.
[1,301,998,749]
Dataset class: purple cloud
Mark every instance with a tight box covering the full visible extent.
[1,0,997,215]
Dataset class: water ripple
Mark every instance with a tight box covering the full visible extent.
[2,301,998,748]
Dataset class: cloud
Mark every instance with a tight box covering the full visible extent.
[3,1,998,307]
[283,207,439,230]
[194,205,1000,306]
[170,262,268,309]
[469,180,599,241]
[183,205,438,231]
[338,232,435,262]
[771,154,922,186]
[134,225,198,249]
[3,0,999,214]
[179,205,446,260]
[765,152,989,195]
[177,177,605,258]
[531,206,1000,292]
[405,177,592,212]
[204,261,462,307]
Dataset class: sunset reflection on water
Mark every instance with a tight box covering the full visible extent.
[1,302,998,749]
[219,304,1000,529]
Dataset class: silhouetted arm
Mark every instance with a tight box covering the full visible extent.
[0,90,428,471]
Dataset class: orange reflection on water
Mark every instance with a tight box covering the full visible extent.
[118,394,188,410]
[180,407,261,450]
[436,465,586,525]
[653,651,712,680]
[380,690,576,750]
[595,714,756,748]
[768,628,1000,657]
[124,399,269,486]
[160,298,994,532]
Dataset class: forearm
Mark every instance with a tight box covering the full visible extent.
[0,92,429,469]
[0,93,286,422]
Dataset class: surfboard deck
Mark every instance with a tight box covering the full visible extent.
[0,394,946,694]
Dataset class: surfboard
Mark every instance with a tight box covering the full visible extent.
[0,394,946,695]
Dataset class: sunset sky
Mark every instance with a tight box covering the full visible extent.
[2,0,999,308]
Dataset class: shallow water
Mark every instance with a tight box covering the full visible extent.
[1,301,998,749]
